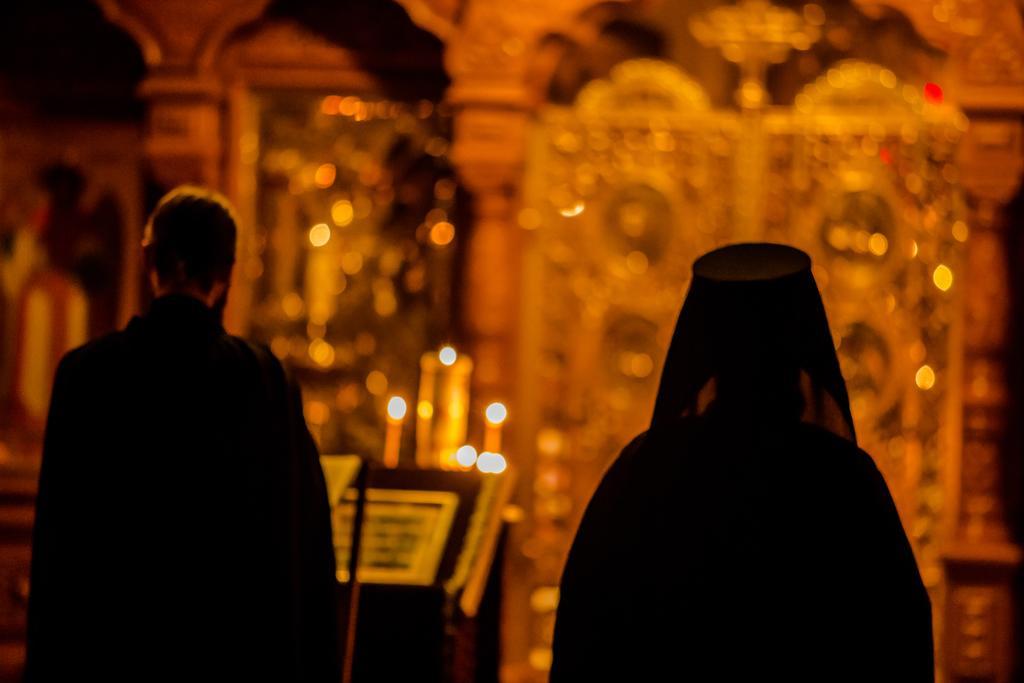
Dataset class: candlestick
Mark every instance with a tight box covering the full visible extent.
[483,402,508,453]
[416,346,473,468]
[383,396,407,468]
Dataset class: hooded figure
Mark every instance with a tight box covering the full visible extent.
[25,187,339,682]
[551,243,933,682]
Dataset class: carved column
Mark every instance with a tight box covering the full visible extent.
[847,0,1024,678]
[95,0,270,333]
[948,4,1023,682]
[421,0,629,399]
[943,117,1023,683]
[431,3,628,677]
[138,77,224,189]
[441,1,539,408]
[95,0,270,190]
[454,158,525,407]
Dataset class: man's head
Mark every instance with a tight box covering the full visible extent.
[143,185,238,310]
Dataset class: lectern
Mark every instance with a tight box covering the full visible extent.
[321,457,513,683]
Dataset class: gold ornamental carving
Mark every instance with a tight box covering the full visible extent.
[690,0,821,108]
[95,0,271,70]
[852,0,1024,109]
[394,0,460,42]
[576,59,711,114]
[95,0,273,189]
[443,0,633,107]
[962,28,1024,85]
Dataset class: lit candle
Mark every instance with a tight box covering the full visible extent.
[454,444,478,470]
[383,396,407,468]
[476,451,507,475]
[416,346,473,468]
[483,402,508,453]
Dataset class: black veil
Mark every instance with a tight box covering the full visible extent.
[650,243,856,442]
[552,244,934,683]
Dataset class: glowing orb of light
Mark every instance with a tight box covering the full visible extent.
[309,223,331,247]
[559,200,585,218]
[439,345,458,366]
[455,445,478,468]
[331,200,354,227]
[430,221,455,246]
[923,82,943,104]
[485,402,508,425]
[314,163,337,188]
[933,264,953,291]
[476,451,507,474]
[365,370,388,396]
[387,396,407,421]
[308,338,335,367]
[321,96,341,115]
[915,365,936,390]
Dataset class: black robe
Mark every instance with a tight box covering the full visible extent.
[25,294,339,681]
[551,244,933,682]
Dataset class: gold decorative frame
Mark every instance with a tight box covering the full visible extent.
[331,488,459,586]
[319,455,461,586]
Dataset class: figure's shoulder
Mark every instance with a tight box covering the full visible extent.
[606,417,707,476]
[619,417,706,459]
[215,333,292,388]
[55,328,133,377]
[217,332,268,360]
[791,422,884,483]
[794,422,873,458]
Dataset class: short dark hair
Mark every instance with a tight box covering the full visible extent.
[144,185,238,291]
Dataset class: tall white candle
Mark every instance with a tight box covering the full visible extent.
[383,396,407,468]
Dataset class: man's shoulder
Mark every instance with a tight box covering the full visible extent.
[212,334,301,404]
[56,328,134,377]
[216,333,286,376]
[58,326,285,379]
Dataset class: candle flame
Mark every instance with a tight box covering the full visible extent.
[387,396,408,421]
[476,451,507,474]
[915,365,936,390]
[485,402,508,425]
[455,445,478,468]
[439,345,458,366]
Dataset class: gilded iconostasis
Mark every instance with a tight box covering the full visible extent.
[518,0,967,670]
[1,0,1023,682]
[240,90,462,457]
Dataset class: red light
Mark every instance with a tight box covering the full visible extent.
[879,147,892,165]
[923,82,943,104]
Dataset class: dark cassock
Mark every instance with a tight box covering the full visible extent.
[551,243,933,682]
[25,294,339,681]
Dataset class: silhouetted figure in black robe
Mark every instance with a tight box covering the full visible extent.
[25,186,339,682]
[551,243,933,682]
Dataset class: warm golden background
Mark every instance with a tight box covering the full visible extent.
[0,0,1022,681]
